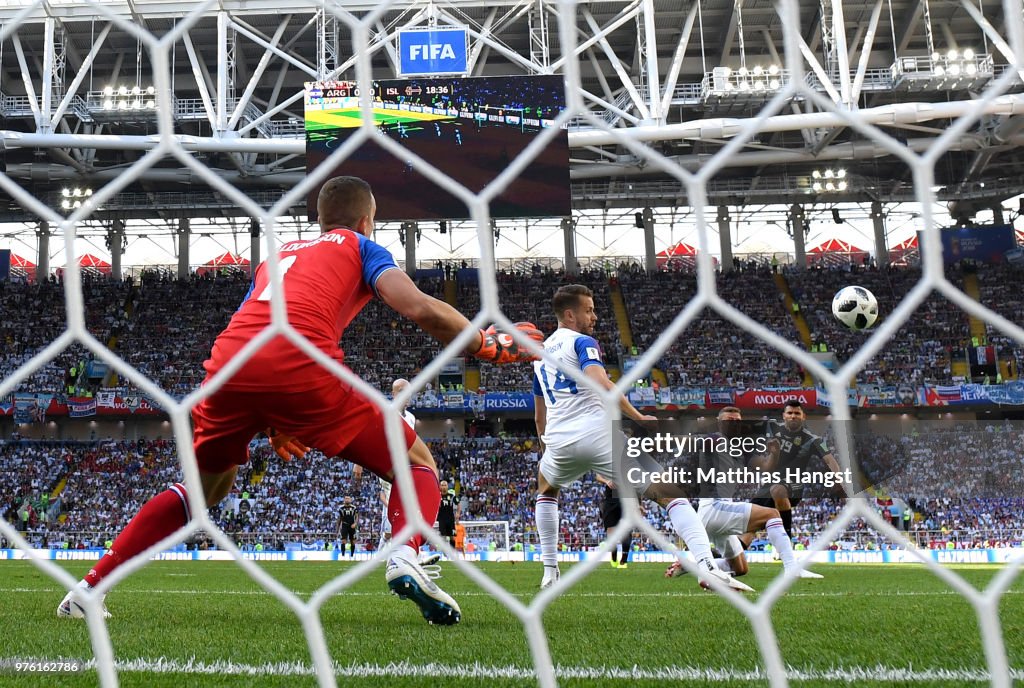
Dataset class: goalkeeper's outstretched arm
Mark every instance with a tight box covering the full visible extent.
[376,269,478,350]
[376,269,542,364]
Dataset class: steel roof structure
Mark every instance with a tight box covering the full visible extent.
[0,0,1020,224]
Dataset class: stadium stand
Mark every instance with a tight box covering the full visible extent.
[5,427,1021,553]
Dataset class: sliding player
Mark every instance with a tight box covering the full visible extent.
[665,407,821,579]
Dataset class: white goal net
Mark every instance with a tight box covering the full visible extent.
[0,0,1023,687]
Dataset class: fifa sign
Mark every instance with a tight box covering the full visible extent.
[398,27,468,76]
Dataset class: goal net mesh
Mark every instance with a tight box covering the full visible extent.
[0,0,1021,686]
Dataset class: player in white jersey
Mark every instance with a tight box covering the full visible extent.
[666,407,821,579]
[532,285,753,593]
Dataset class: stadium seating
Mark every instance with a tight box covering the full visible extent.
[787,266,967,384]
[619,269,804,387]
[5,427,1021,552]
[0,262,1011,399]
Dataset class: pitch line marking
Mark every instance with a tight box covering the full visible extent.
[0,657,1020,682]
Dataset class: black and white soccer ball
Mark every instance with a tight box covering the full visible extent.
[831,286,878,331]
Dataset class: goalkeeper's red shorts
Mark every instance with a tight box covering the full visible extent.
[191,378,416,477]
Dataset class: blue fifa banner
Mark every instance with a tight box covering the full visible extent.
[0,249,9,281]
[398,27,468,76]
[940,224,1016,264]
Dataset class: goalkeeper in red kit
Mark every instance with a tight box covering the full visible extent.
[58,176,541,626]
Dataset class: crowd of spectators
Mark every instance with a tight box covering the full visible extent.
[115,272,249,394]
[788,266,966,384]
[0,278,131,394]
[4,424,1021,552]
[619,270,804,387]
[1,261,1015,397]
[975,263,1024,377]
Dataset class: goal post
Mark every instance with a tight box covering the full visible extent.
[457,520,511,561]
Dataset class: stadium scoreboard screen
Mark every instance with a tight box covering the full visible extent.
[305,75,570,222]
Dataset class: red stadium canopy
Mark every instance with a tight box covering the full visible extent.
[197,251,250,276]
[656,241,698,269]
[54,254,112,278]
[7,252,36,283]
[889,235,919,266]
[9,252,35,268]
[806,238,869,267]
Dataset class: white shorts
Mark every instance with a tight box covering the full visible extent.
[698,500,752,557]
[539,431,661,491]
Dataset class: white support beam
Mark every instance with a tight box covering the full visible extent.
[267,62,290,111]
[436,6,542,74]
[586,48,617,106]
[229,17,318,78]
[12,34,42,127]
[799,36,843,103]
[641,0,661,121]
[582,7,650,121]
[467,7,498,75]
[549,1,641,72]
[41,17,55,132]
[228,15,291,130]
[569,95,1024,148]
[217,11,230,133]
[660,2,698,117]
[851,0,884,104]
[580,89,642,125]
[373,21,399,75]
[52,23,112,126]
[183,31,217,128]
[830,0,852,108]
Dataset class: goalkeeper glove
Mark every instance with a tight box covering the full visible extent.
[267,428,309,462]
[473,322,543,365]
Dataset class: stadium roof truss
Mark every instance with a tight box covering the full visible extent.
[0,0,1021,222]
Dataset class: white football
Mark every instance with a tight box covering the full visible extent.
[832,286,878,331]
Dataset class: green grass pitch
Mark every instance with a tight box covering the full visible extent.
[0,561,1021,687]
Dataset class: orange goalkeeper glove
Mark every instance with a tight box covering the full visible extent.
[267,428,309,462]
[473,322,543,365]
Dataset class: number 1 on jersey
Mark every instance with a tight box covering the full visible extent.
[256,255,297,301]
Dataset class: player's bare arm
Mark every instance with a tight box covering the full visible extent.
[376,269,541,363]
[821,451,842,474]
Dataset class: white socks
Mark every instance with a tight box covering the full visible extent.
[666,499,713,563]
[535,496,560,568]
[714,557,733,573]
[765,517,797,571]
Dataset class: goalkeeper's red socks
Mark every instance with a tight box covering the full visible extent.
[386,465,441,554]
[84,483,190,587]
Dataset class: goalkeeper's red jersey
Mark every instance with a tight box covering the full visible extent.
[203,227,398,391]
